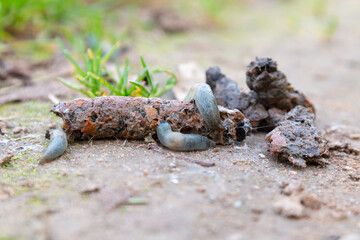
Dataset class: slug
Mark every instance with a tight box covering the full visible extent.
[39,129,68,165]
[184,83,221,130]
[157,121,215,151]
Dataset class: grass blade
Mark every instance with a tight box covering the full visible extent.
[57,38,85,76]
[129,81,150,97]
[74,74,98,91]
[127,67,147,94]
[58,77,94,98]
[88,72,121,95]
[152,68,178,97]
[100,41,120,65]
[122,58,130,94]
[140,56,153,90]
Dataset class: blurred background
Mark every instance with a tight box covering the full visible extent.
[0,0,348,61]
[0,0,359,124]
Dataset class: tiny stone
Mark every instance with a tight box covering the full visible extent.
[273,197,306,219]
[300,192,322,209]
[196,187,206,193]
[0,184,14,201]
[251,208,264,214]
[233,200,243,208]
[349,172,360,181]
[12,127,22,134]
[283,181,303,196]
[0,152,14,166]
[20,180,34,188]
[12,127,29,134]
[343,166,354,171]
[259,154,266,159]
[209,195,217,202]
[169,175,179,184]
[48,123,57,129]
[0,121,8,134]
[80,183,100,195]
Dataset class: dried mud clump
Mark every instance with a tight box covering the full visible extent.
[206,58,314,128]
[265,106,329,167]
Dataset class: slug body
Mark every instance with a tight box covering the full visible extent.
[156,83,219,151]
[39,129,67,164]
[157,121,214,151]
[184,83,221,130]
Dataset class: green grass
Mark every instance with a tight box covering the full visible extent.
[58,39,177,98]
[0,101,55,121]
[0,0,126,61]
[0,0,119,41]
[0,236,16,240]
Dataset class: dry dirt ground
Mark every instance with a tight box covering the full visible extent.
[1,1,360,240]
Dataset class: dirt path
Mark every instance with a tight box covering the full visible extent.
[1,1,360,239]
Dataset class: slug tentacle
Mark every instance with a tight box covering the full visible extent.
[39,129,68,165]
[184,83,221,130]
[157,121,214,151]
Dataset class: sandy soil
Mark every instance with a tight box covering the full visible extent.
[0,0,360,239]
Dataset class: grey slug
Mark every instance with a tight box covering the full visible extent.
[39,129,67,165]
[184,83,221,130]
[157,120,215,151]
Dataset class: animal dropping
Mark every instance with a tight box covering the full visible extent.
[206,58,314,129]
[265,106,328,167]
[41,84,250,163]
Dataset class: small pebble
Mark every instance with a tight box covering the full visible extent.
[251,208,264,214]
[259,154,266,159]
[343,166,354,171]
[12,127,29,134]
[273,197,306,218]
[233,200,243,208]
[0,184,14,201]
[48,123,57,129]
[282,181,303,196]
[80,183,100,195]
[0,152,14,166]
[0,121,8,134]
[169,175,179,184]
[349,172,360,181]
[300,192,322,209]
[209,195,217,202]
